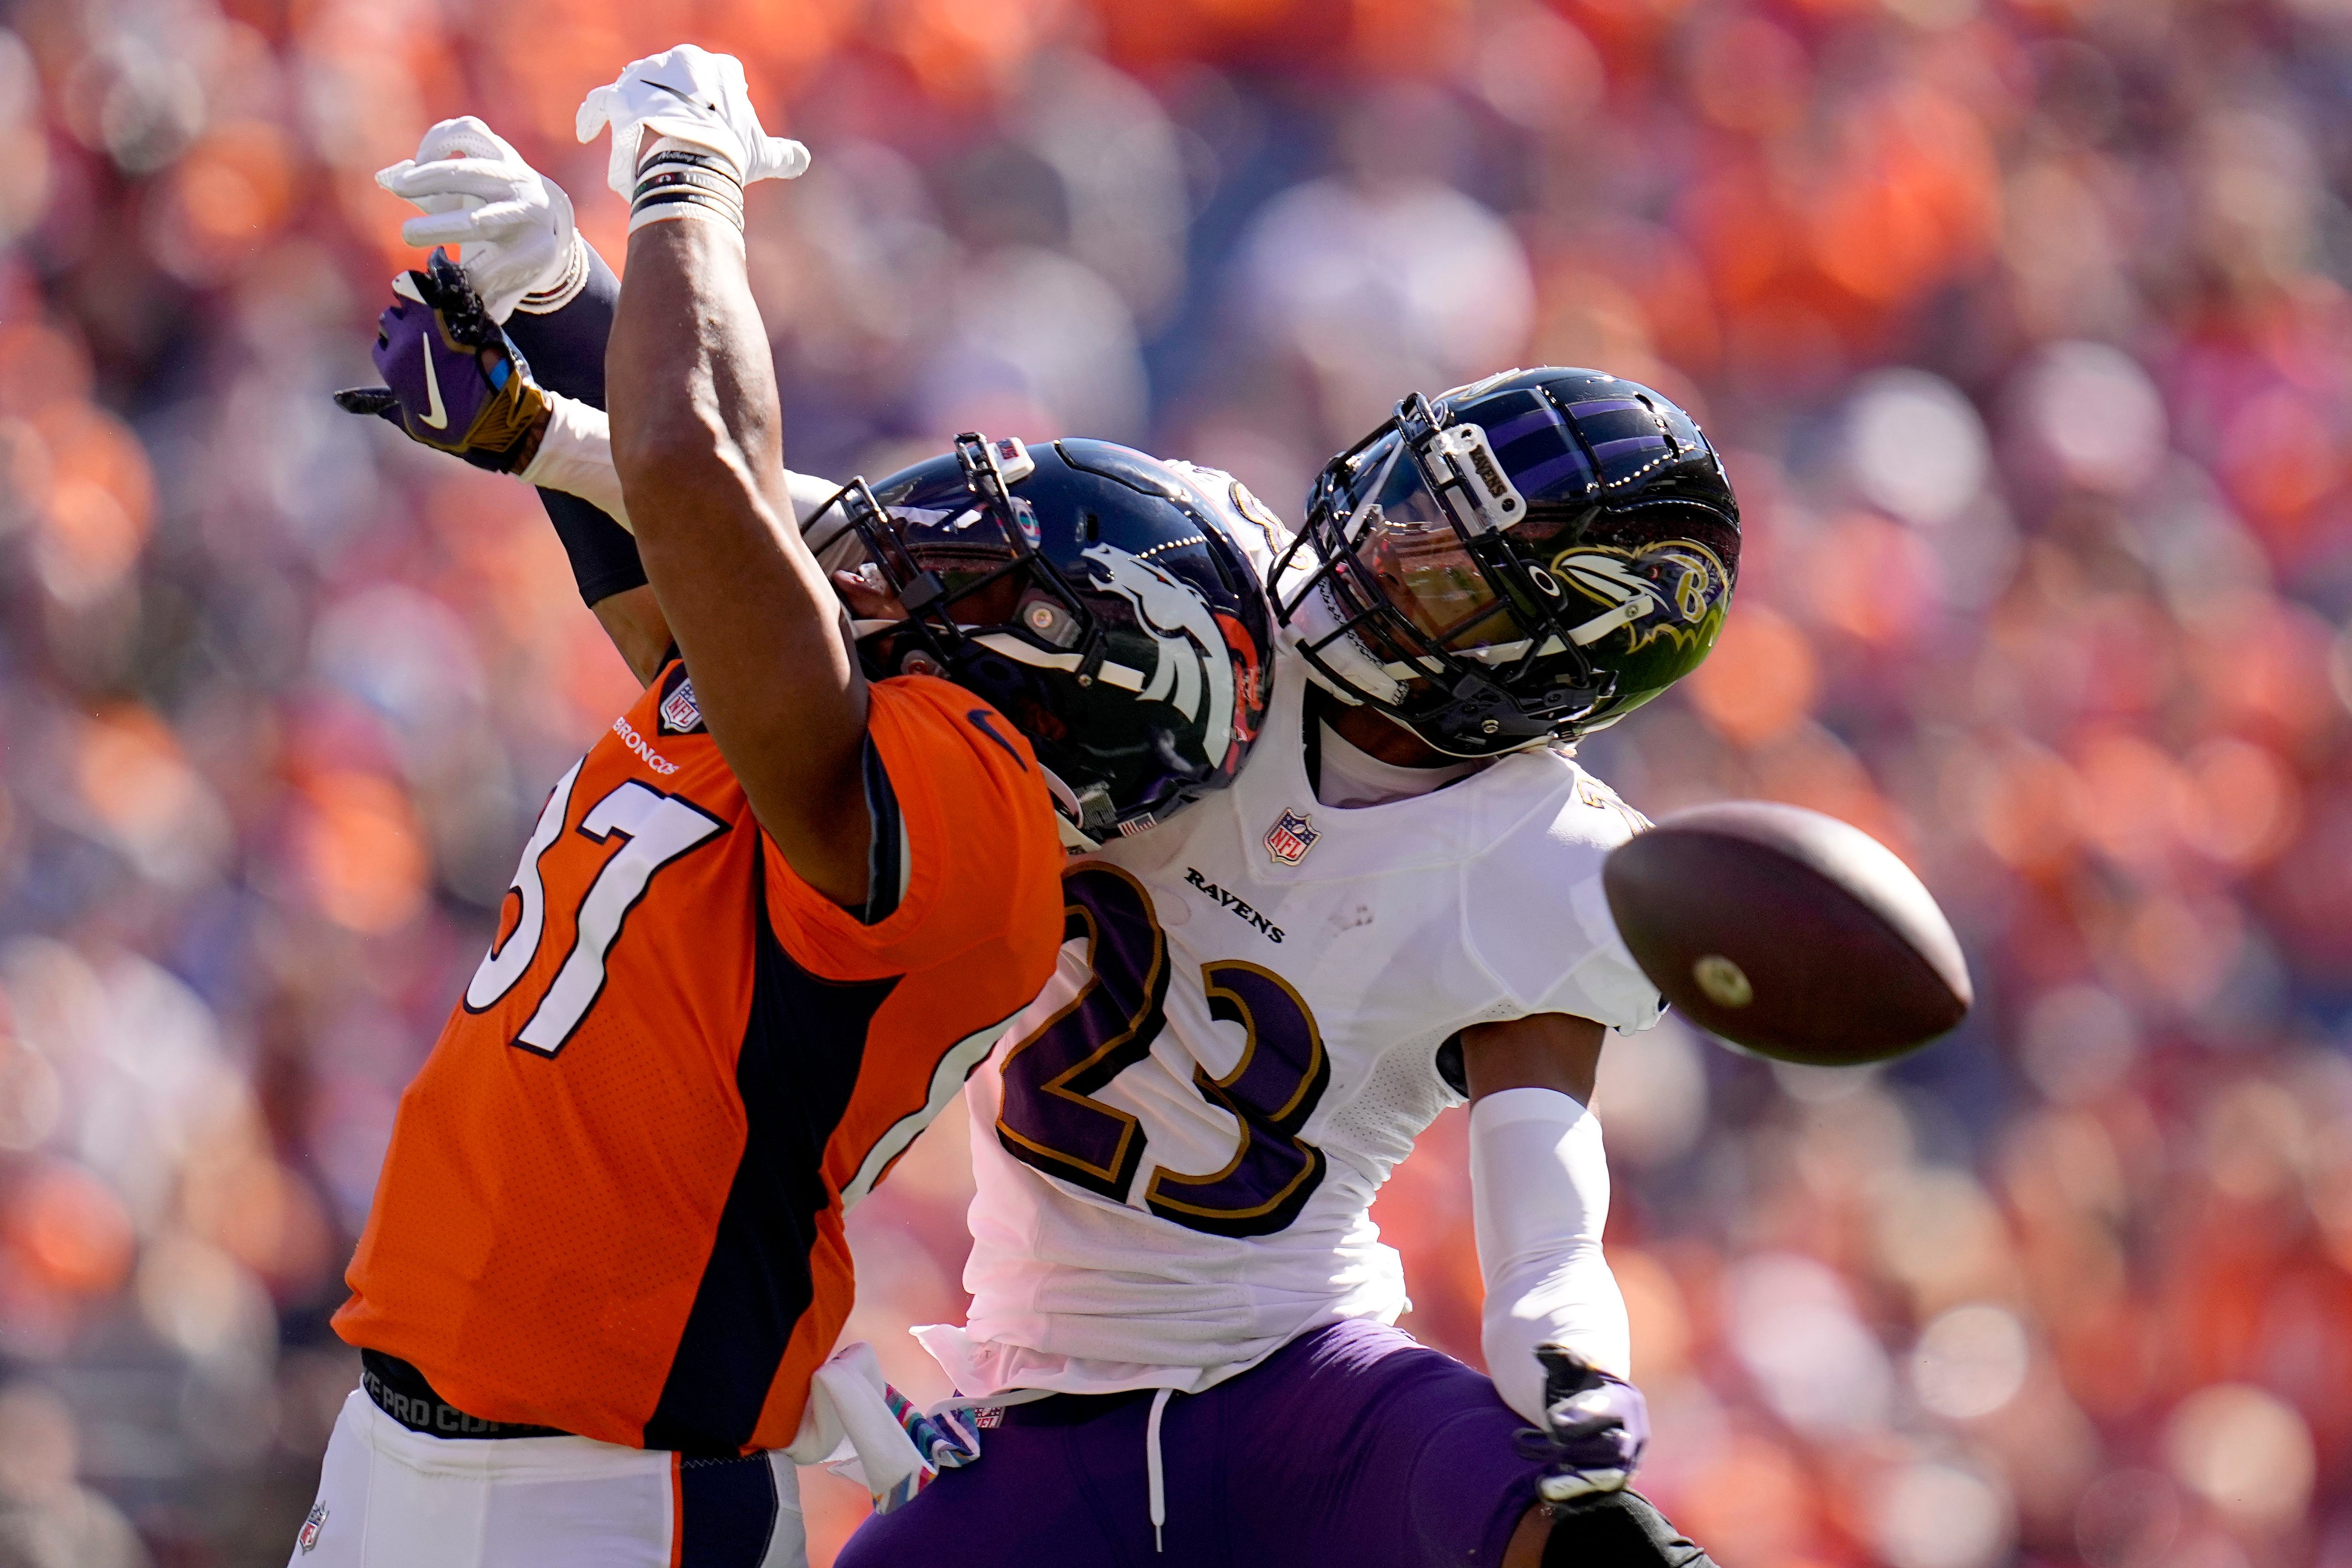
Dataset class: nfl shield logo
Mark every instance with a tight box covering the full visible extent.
[659,676,702,735]
[1264,809,1319,866]
[297,1502,328,1553]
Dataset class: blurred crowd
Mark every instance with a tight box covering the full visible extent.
[3,0,2352,1563]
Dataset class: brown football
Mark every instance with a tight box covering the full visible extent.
[1602,801,1971,1066]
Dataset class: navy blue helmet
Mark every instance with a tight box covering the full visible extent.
[812,434,1273,847]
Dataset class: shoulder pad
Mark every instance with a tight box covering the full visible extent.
[1464,766,1662,1028]
[1164,458,1293,578]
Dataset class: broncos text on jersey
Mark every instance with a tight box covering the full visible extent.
[336,664,1065,1451]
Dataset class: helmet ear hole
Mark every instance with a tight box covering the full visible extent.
[1020,596,1084,649]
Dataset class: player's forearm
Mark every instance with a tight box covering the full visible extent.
[590,585,672,685]
[1470,1087,1632,1423]
[608,216,872,903]
[524,394,853,540]
[505,238,619,405]
[489,233,652,614]
[523,394,636,529]
[1460,1014,1624,1426]
[516,387,848,688]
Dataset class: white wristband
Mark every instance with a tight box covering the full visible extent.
[512,231,591,317]
[630,134,746,235]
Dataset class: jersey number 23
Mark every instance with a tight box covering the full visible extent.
[996,864,1331,1238]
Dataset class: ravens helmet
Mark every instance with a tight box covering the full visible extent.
[1271,368,1741,758]
[811,433,1273,848]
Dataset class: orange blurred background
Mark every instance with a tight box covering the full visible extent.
[4,0,2352,1563]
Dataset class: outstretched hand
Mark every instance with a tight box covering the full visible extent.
[334,249,552,475]
[575,44,810,196]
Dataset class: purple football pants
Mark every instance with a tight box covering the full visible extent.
[836,1319,1545,1568]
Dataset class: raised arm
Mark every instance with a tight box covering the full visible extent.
[336,255,856,690]
[589,48,871,904]
[499,246,677,681]
[354,112,853,688]
[367,115,671,681]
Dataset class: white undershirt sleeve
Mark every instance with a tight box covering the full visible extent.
[519,391,633,531]
[519,391,845,542]
[1470,1084,1631,1427]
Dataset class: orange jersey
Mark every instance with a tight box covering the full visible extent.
[334,663,1064,1453]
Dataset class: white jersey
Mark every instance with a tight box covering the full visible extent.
[922,651,1663,1398]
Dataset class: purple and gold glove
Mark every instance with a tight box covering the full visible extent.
[334,248,551,474]
[1525,1346,1649,1503]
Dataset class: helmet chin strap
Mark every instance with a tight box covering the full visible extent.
[1038,759,1136,852]
[1037,763,1108,852]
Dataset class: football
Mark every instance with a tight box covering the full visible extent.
[1602,802,1971,1066]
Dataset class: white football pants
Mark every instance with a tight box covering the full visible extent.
[288,1391,806,1568]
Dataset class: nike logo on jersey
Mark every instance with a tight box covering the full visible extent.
[966,708,1027,770]
[418,334,449,430]
[1183,867,1285,944]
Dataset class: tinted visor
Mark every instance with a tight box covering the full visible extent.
[810,477,1041,632]
[1342,438,1583,663]
[886,498,1037,626]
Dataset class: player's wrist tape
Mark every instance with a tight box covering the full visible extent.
[630,139,745,233]
[636,167,744,214]
[514,231,591,316]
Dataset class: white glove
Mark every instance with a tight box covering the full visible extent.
[375,117,586,322]
[575,44,809,198]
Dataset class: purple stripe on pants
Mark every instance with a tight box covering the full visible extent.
[837,1318,1544,1567]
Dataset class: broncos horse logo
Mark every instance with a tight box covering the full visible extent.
[1081,543,1239,764]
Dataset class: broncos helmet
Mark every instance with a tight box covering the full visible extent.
[1271,368,1740,758]
[810,433,1273,848]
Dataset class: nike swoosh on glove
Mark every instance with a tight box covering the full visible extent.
[1520,1346,1650,1504]
[375,116,586,322]
[334,249,552,474]
[575,43,810,195]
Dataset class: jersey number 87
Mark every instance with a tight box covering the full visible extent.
[996,865,1333,1239]
[466,760,729,1056]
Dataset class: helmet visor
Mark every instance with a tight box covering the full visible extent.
[1341,440,1555,664]
[808,480,1040,634]
[883,499,1035,625]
